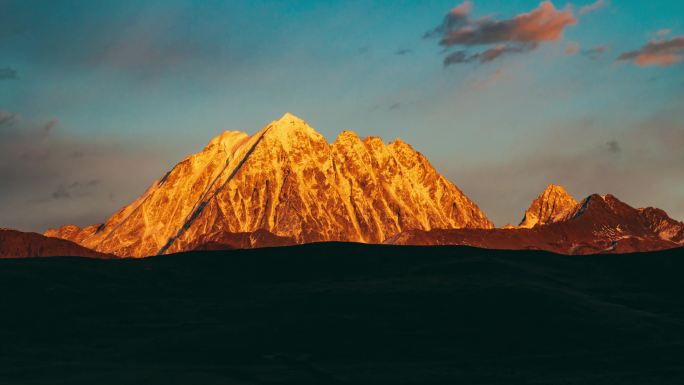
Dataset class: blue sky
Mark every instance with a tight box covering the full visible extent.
[1,0,683,230]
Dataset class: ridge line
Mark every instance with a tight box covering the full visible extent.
[156,127,272,255]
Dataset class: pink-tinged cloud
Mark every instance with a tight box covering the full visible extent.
[565,42,580,55]
[424,1,472,39]
[617,36,684,67]
[450,0,472,17]
[578,0,607,16]
[440,1,577,46]
[428,1,577,66]
[656,29,672,37]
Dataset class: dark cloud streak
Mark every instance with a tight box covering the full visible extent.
[0,67,17,80]
[443,44,536,66]
[582,45,609,60]
[0,111,17,126]
[617,36,684,67]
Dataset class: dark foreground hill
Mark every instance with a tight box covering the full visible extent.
[2,243,684,384]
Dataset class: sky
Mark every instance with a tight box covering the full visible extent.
[1,0,683,231]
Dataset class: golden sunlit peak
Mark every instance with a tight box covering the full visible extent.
[275,112,307,125]
[518,183,578,228]
[389,137,410,148]
[264,112,320,145]
[335,130,361,142]
[542,184,572,195]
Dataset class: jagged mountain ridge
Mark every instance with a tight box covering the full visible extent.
[388,187,684,254]
[46,113,492,257]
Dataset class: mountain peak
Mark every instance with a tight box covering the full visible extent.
[263,112,320,142]
[275,112,307,126]
[567,193,635,221]
[519,183,578,228]
[335,130,361,143]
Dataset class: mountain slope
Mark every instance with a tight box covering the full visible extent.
[47,113,492,257]
[0,229,113,259]
[389,194,684,254]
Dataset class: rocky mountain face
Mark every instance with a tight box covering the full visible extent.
[518,184,577,228]
[46,113,492,257]
[0,229,113,259]
[388,187,684,255]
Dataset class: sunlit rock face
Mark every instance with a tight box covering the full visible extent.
[518,184,578,228]
[46,113,492,257]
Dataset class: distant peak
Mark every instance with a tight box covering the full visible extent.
[519,183,578,228]
[568,193,634,220]
[585,193,605,202]
[542,184,570,194]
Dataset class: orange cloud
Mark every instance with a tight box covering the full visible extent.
[617,36,684,67]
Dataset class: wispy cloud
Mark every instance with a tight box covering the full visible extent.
[0,111,17,126]
[426,1,577,66]
[43,119,58,135]
[444,44,536,65]
[617,36,684,67]
[583,45,609,60]
[656,29,672,37]
[565,42,580,56]
[603,140,621,154]
[578,0,607,16]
